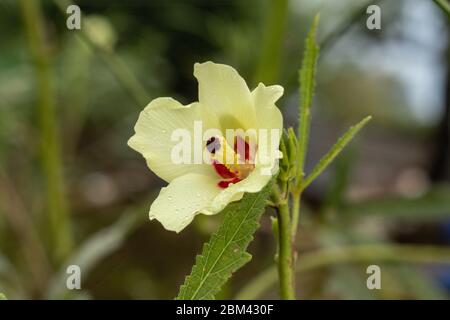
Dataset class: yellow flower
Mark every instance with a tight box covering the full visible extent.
[128,62,283,232]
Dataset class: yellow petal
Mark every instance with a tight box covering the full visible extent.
[210,168,273,213]
[252,83,284,132]
[205,83,284,212]
[149,173,221,233]
[251,82,284,174]
[194,62,256,130]
[128,97,220,182]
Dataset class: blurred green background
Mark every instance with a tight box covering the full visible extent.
[1,0,450,299]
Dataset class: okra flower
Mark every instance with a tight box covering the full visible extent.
[128,62,283,232]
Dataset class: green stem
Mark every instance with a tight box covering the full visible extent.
[19,0,72,264]
[291,191,301,238]
[276,200,296,299]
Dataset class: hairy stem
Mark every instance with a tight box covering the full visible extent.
[276,199,296,299]
[291,191,301,239]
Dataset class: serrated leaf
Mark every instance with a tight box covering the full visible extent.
[297,14,320,186]
[301,116,371,191]
[176,181,273,300]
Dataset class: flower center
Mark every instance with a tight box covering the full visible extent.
[206,135,256,188]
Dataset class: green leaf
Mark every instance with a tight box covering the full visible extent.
[297,14,320,186]
[301,116,371,191]
[0,293,6,300]
[176,181,273,300]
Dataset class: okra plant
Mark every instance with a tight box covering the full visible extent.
[128,16,371,300]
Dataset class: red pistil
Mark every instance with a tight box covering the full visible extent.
[207,136,255,189]
[218,177,241,189]
[212,160,236,179]
[212,161,242,189]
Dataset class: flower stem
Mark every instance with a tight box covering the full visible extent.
[276,199,296,299]
[291,190,301,238]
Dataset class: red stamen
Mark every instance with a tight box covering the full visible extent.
[218,177,241,189]
[212,160,237,179]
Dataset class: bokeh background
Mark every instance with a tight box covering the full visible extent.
[1,0,450,299]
